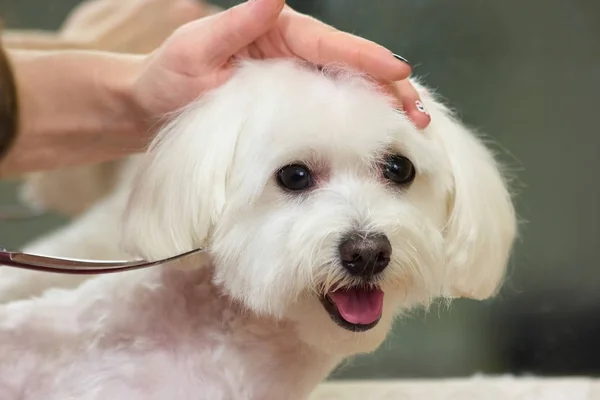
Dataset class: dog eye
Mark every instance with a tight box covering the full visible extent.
[277,164,313,191]
[382,155,415,185]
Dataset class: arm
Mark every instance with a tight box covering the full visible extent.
[0,49,144,178]
[0,0,426,179]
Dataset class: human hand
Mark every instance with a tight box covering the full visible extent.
[60,0,222,54]
[130,0,431,130]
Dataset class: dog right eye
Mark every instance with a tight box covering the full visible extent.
[381,155,416,186]
[277,164,313,191]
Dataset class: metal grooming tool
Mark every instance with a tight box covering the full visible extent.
[0,248,204,275]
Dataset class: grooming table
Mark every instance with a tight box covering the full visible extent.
[310,376,600,399]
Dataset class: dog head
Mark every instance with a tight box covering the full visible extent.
[123,59,516,356]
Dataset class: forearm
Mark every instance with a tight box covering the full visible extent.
[0,49,145,178]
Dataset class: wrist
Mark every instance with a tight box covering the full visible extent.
[1,49,146,176]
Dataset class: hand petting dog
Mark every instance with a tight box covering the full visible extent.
[132,0,431,130]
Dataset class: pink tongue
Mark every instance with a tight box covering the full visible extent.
[328,288,384,325]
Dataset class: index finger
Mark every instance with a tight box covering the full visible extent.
[278,10,411,82]
[383,79,431,130]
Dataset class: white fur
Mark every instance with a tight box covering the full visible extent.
[0,59,517,399]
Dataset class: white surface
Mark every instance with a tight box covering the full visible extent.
[311,376,600,399]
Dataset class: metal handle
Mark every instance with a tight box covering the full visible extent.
[0,248,204,275]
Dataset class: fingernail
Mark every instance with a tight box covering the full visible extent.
[415,100,429,115]
[392,53,410,65]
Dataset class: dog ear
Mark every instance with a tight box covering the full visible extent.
[121,94,245,261]
[418,85,517,300]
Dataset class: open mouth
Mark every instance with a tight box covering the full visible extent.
[320,286,384,332]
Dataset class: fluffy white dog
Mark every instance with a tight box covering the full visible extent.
[0,59,516,399]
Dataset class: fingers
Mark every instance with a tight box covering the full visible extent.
[202,0,285,66]
[278,10,411,82]
[386,80,431,130]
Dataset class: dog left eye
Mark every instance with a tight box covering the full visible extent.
[382,155,416,185]
[277,164,313,191]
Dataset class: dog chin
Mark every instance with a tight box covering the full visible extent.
[284,281,404,357]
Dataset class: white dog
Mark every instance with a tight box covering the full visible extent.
[0,59,517,399]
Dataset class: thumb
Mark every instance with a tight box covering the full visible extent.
[203,0,285,66]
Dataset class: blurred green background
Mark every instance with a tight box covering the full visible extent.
[1,0,599,379]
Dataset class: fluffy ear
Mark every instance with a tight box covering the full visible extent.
[121,93,245,261]
[418,85,517,300]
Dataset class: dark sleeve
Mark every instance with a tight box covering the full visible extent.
[0,33,19,161]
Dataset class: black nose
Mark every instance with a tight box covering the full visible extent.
[338,233,392,277]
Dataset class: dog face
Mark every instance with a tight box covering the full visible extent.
[123,60,516,356]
